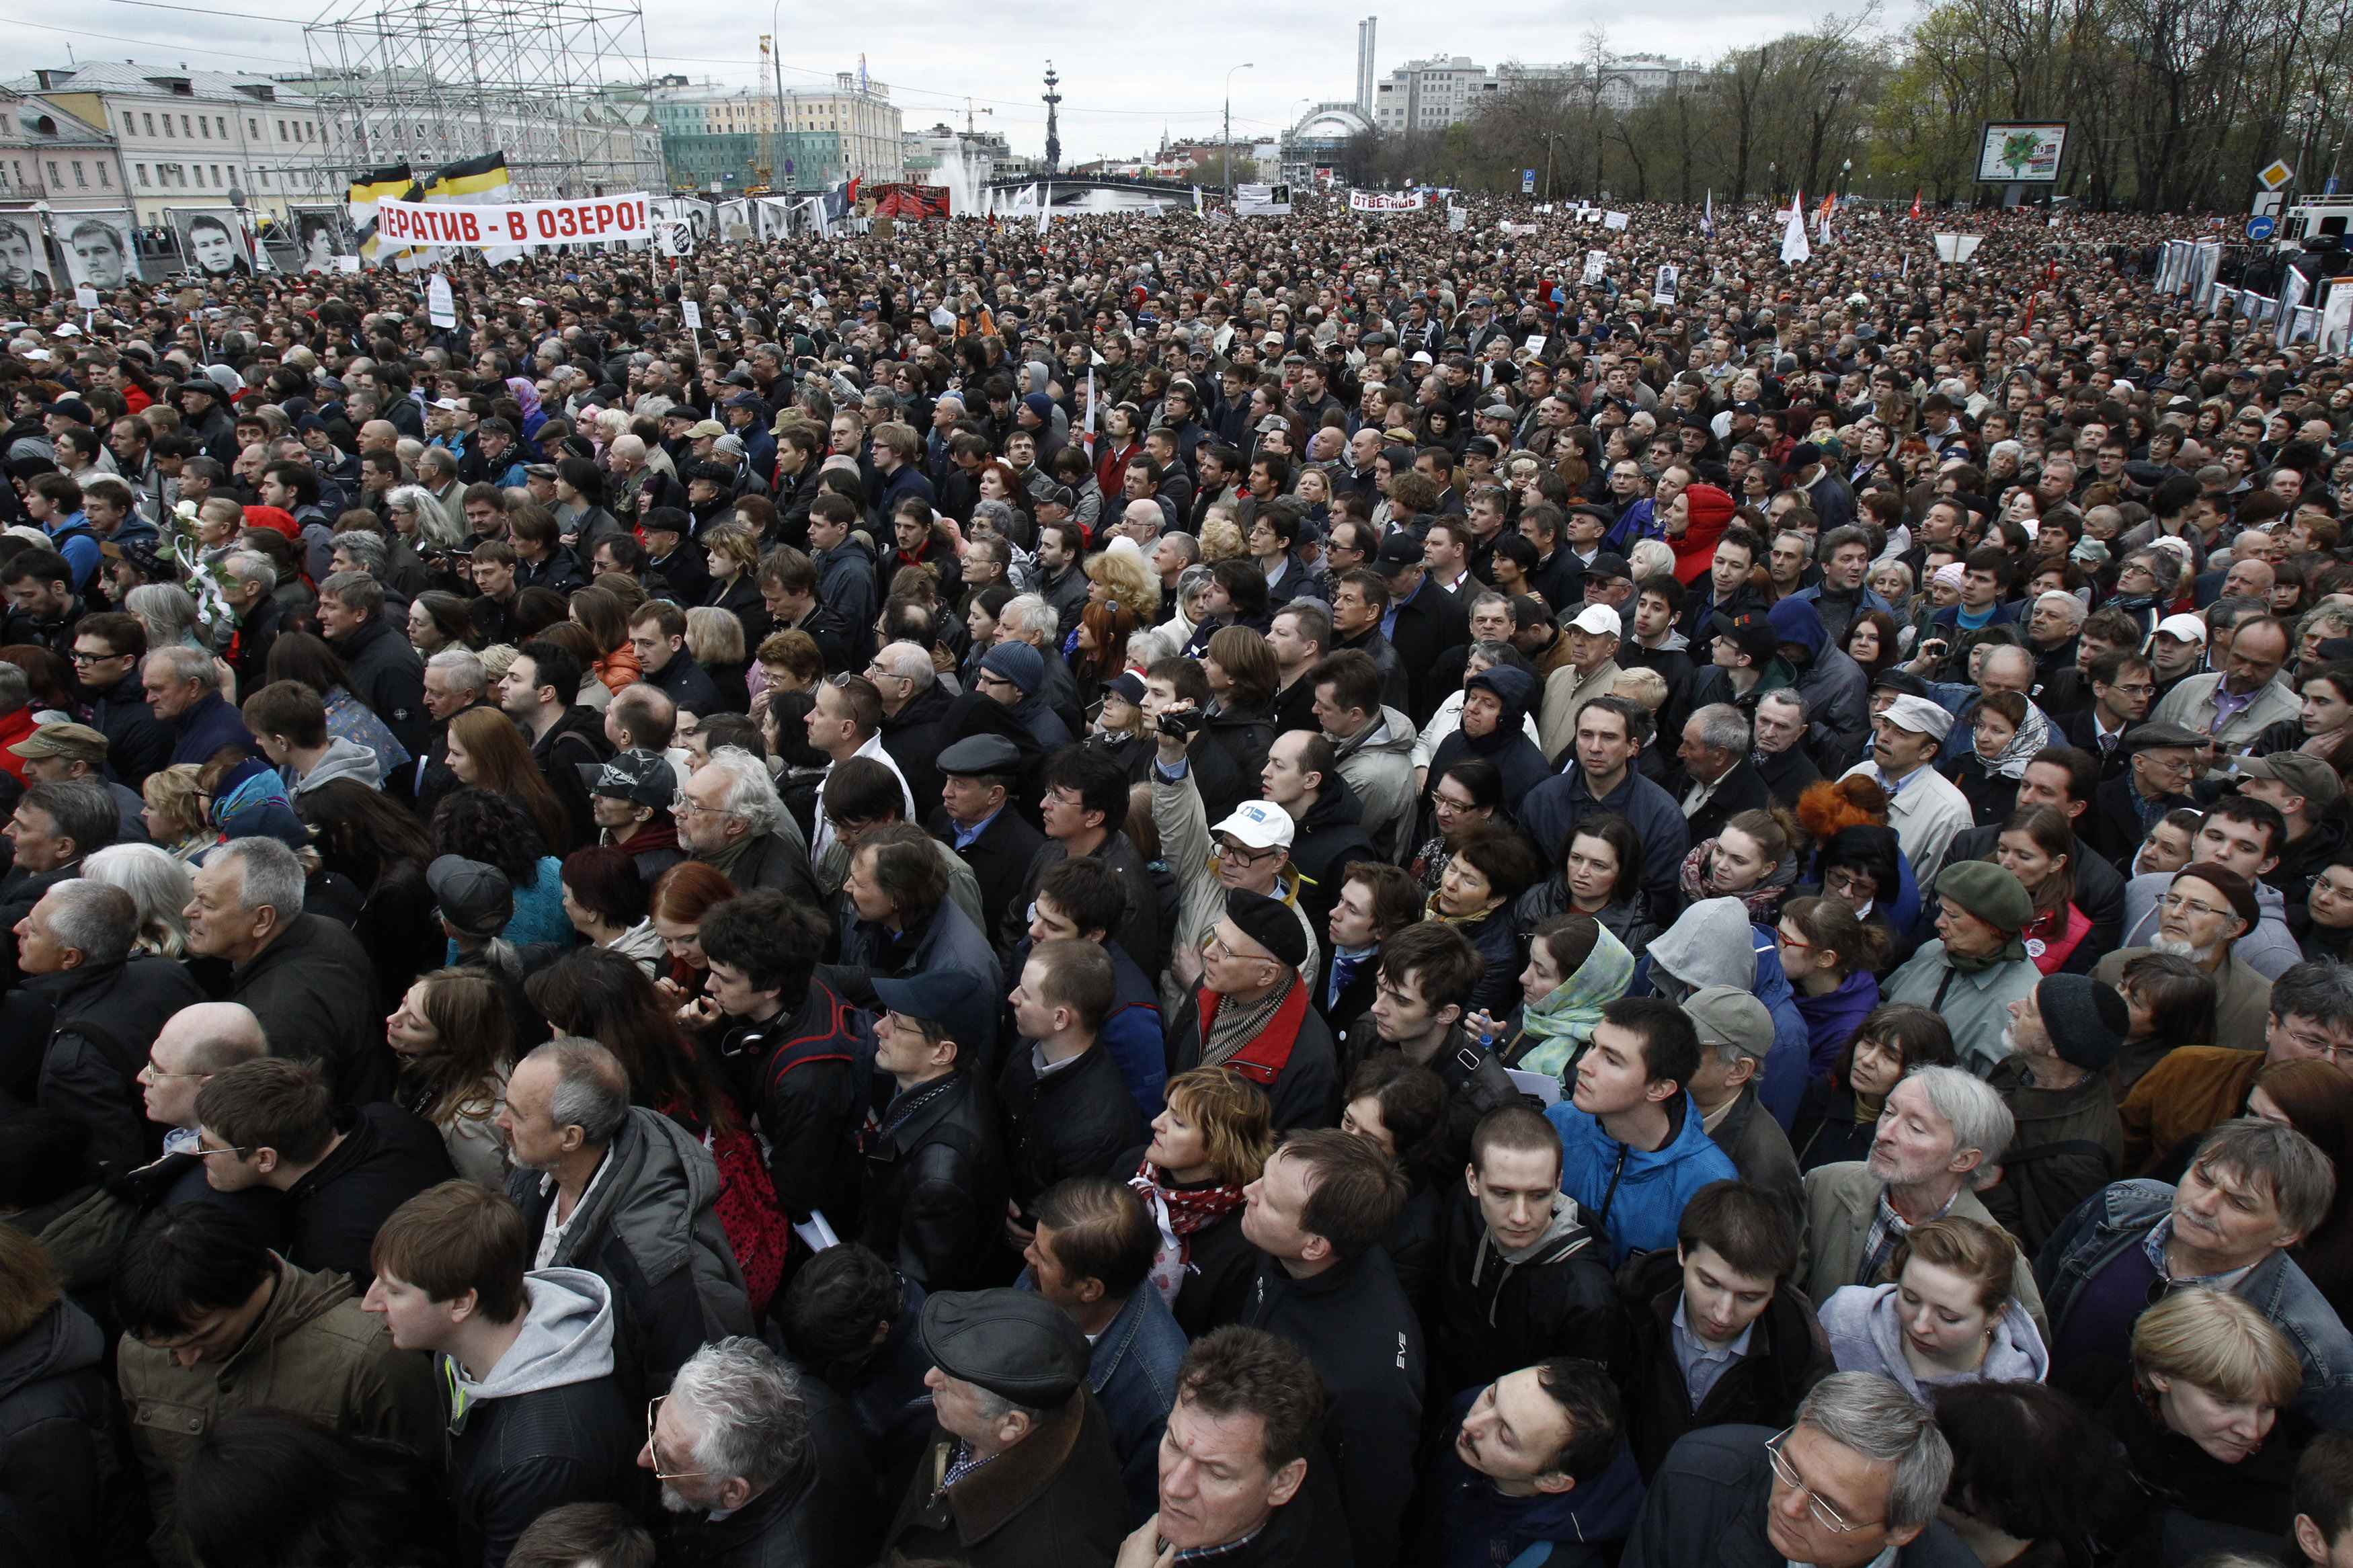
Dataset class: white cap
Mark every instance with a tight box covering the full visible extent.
[431,397,468,412]
[1880,694,1954,739]
[1567,604,1623,636]
[2155,612,2208,643]
[1213,799,1295,852]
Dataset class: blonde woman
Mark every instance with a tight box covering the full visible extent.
[141,763,213,862]
[685,605,752,714]
[1084,538,1162,622]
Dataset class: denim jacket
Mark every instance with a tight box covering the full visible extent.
[2036,1179,2353,1430]
[1016,1272,1188,1525]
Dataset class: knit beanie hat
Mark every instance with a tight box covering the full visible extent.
[2036,974,2130,1073]
[1937,859,2033,934]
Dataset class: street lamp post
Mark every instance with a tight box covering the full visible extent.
[1224,63,1254,204]
[1540,130,1563,200]
[1841,157,1852,201]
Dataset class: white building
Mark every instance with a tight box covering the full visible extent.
[6,64,343,222]
[1375,54,1694,133]
[1372,56,1491,134]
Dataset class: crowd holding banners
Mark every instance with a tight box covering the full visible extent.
[3,183,2353,1568]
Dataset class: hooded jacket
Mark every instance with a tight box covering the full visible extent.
[1816,1282,2050,1403]
[1547,1087,1740,1268]
[1427,1388,1646,1568]
[1644,898,1810,1126]
[1765,598,1870,761]
[1331,704,1421,865]
[1668,483,1734,585]
[446,1268,643,1568]
[1427,665,1552,804]
[286,735,380,794]
[1979,1057,2123,1255]
[506,1107,753,1395]
[0,1298,131,1567]
[327,614,427,760]
[1435,1189,1624,1399]
[120,1258,444,1562]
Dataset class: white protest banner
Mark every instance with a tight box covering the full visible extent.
[1603,210,1629,231]
[1448,206,1467,231]
[1521,334,1548,358]
[374,192,651,249]
[1582,250,1607,285]
[1654,263,1679,304]
[1236,183,1293,216]
[1931,233,1985,264]
[1350,190,1427,213]
[426,273,457,328]
[75,284,99,311]
[680,298,703,330]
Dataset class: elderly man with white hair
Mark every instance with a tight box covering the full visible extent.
[641,1335,877,1559]
[679,744,820,907]
[2024,587,2087,687]
[184,836,389,1108]
[1796,1065,2044,1330]
[1840,693,1971,884]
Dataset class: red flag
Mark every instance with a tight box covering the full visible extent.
[1909,189,1923,220]
[846,176,861,205]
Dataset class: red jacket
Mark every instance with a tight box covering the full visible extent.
[1671,483,1735,585]
[0,704,36,785]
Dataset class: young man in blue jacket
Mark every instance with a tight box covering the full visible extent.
[1544,996,1739,1268]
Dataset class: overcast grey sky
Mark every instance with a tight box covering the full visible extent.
[5,0,1882,161]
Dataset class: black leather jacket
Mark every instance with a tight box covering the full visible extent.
[860,1070,1012,1292]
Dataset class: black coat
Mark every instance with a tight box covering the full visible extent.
[715,981,871,1225]
[1753,743,1822,809]
[448,1352,644,1568]
[0,1300,133,1567]
[647,651,724,717]
[1201,700,1276,807]
[1616,1249,1832,1481]
[1683,757,1775,848]
[228,914,393,1110]
[1241,1249,1425,1568]
[1433,1189,1624,1403]
[880,684,955,822]
[996,1041,1149,1216]
[34,954,206,1172]
[1385,579,1468,725]
[82,669,171,790]
[1287,774,1380,946]
[1163,985,1340,1132]
[930,804,1045,942]
[327,614,428,761]
[662,1375,881,1568]
[284,1103,459,1293]
[861,1070,1013,1292]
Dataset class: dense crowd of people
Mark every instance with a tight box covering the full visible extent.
[0,190,2350,1568]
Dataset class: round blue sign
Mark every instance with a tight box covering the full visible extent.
[2247,214,2276,240]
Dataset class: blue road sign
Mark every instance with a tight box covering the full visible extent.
[2247,214,2277,240]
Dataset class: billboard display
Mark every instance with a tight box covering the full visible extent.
[1978,122,2067,184]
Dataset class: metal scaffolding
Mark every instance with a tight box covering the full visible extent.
[299,0,663,197]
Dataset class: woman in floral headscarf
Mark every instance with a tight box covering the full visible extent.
[506,376,549,444]
[1467,913,1636,1080]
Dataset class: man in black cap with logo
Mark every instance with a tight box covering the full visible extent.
[577,747,685,884]
[931,733,1044,928]
[884,1286,1129,1567]
[1164,886,1341,1132]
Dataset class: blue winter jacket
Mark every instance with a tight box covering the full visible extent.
[1546,1091,1739,1268]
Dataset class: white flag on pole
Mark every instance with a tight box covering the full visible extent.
[1780,189,1811,265]
[1039,181,1051,235]
[2279,267,2310,349]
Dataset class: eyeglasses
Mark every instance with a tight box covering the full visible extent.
[645,1395,709,1482]
[1775,928,1814,951]
[138,1059,206,1083]
[194,1140,254,1160]
[2159,892,2227,919]
[2278,1022,2353,1062]
[1201,932,1273,966]
[69,649,126,664]
[1763,1428,1878,1536]
[1217,839,1283,868]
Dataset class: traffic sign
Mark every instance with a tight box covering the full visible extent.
[2247,214,2277,241]
[2258,159,2295,191]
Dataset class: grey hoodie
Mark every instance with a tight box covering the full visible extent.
[288,735,381,794]
[446,1267,616,1433]
[1468,1193,1596,1302]
[1815,1282,2049,1407]
[1647,897,1757,993]
[2120,868,2302,980]
[1332,704,1418,863]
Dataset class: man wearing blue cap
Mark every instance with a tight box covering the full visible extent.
[863,967,1011,1292]
[884,1288,1128,1567]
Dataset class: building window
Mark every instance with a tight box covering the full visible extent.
[136,163,148,185]
[97,163,111,186]
[161,114,173,138]
[73,161,87,188]
[198,115,210,138]
[181,115,192,136]
[46,160,61,185]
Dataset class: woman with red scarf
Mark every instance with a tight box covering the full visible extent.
[1126,1065,1275,1337]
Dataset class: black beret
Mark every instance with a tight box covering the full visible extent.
[1226,887,1308,971]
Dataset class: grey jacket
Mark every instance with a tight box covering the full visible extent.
[1816,1282,2049,1405]
[288,736,381,794]
[507,1106,752,1393]
[2120,870,2303,981]
[1332,705,1418,864]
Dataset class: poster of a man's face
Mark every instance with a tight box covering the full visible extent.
[61,214,136,290]
[0,216,52,293]
[175,210,251,278]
